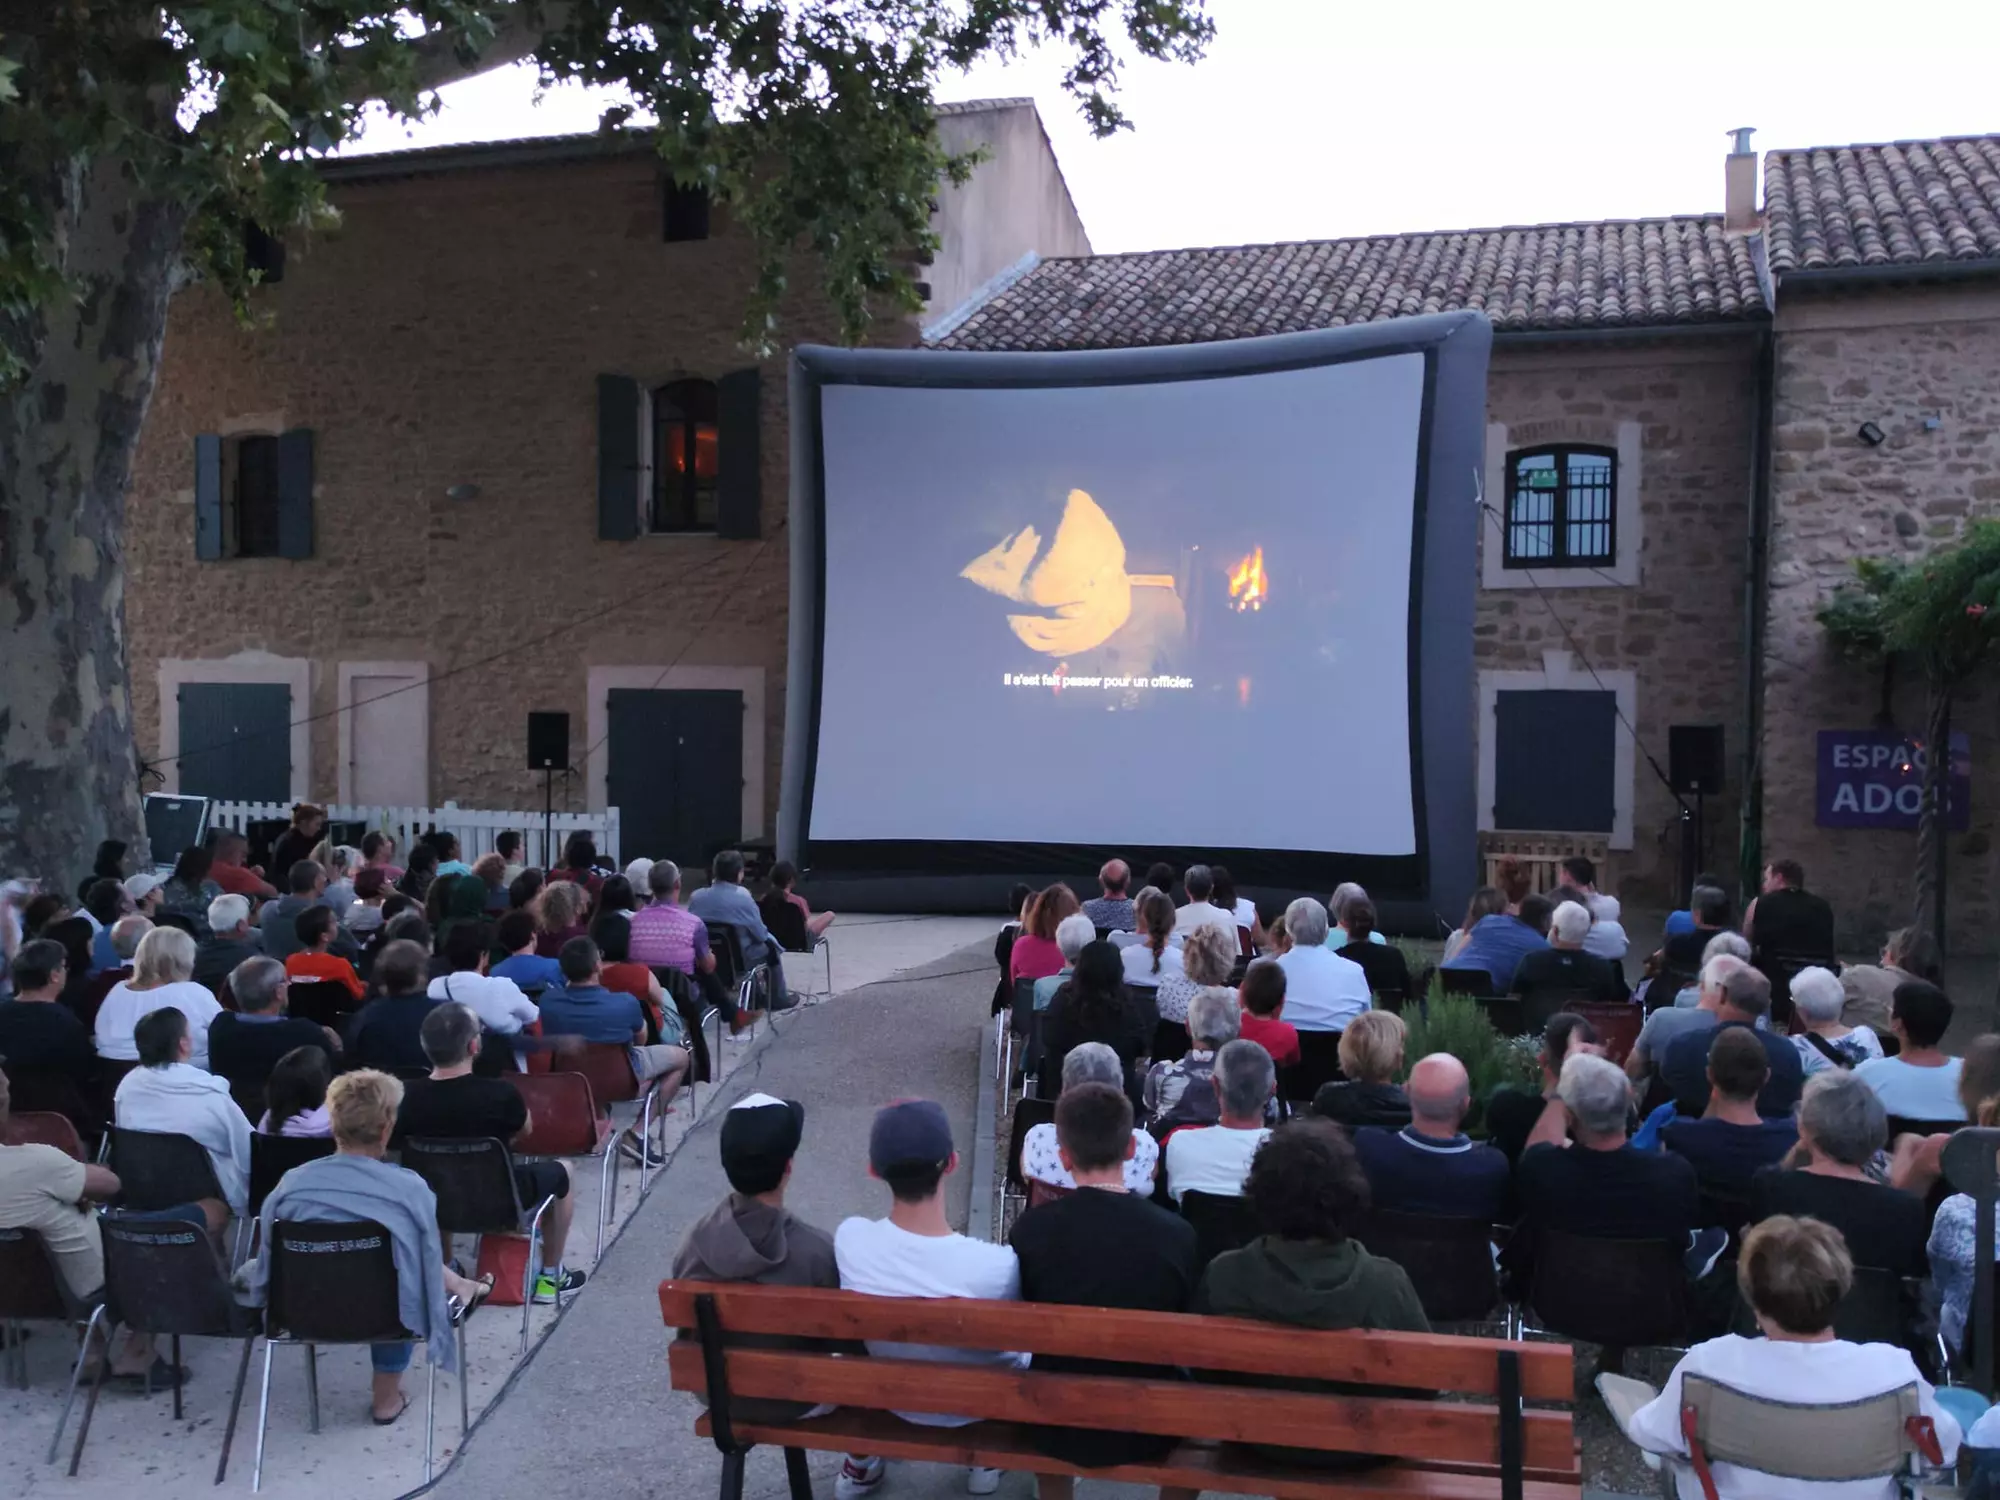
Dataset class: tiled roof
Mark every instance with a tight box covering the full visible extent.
[1764,135,2000,272]
[933,217,1767,350]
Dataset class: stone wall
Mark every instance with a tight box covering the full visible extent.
[1480,338,1762,908]
[1761,283,2000,953]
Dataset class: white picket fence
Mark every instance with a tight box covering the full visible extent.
[206,800,621,868]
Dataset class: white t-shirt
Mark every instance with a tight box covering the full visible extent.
[1020,1124,1158,1195]
[833,1217,1024,1425]
[1230,898,1258,930]
[1273,946,1371,1032]
[1174,901,1239,942]
[426,971,540,1036]
[1627,1334,1960,1500]
[1853,1055,1967,1122]
[1121,940,1185,990]
[94,980,225,1069]
[1163,1125,1272,1202]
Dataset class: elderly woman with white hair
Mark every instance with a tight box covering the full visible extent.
[1669,930,1753,1008]
[1789,965,1884,1074]
[1273,896,1372,1032]
[1034,912,1099,1012]
[1153,920,1237,1026]
[1020,1041,1160,1194]
[1328,881,1387,947]
[94,924,226,1068]
[1142,987,1242,1130]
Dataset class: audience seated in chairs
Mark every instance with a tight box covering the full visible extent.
[283,905,365,1002]
[1442,885,1506,966]
[192,893,264,992]
[1926,1050,2000,1359]
[0,939,97,1104]
[261,1046,334,1137]
[1163,1039,1275,1202]
[1442,892,1552,996]
[1353,1052,1512,1221]
[113,1006,251,1220]
[1314,1011,1412,1130]
[1661,960,1805,1120]
[505,866,542,914]
[1009,883,1081,986]
[1010,1080,1197,1486]
[1153,920,1236,1028]
[1210,866,1260,944]
[1273,897,1370,1033]
[1118,888,1184,990]
[766,860,834,941]
[1838,925,1942,1034]
[393,1002,584,1304]
[538,937,688,1134]
[262,860,360,965]
[1744,857,1837,967]
[157,845,223,939]
[530,878,589,958]
[238,1069,492,1424]
[1629,950,1739,1088]
[209,956,339,1102]
[1172,864,1239,942]
[346,939,444,1074]
[1328,881,1389,948]
[426,920,541,1046]
[1023,1043,1160,1195]
[95,926,224,1070]
[75,914,150,1029]
[1080,859,1135,934]
[1511,901,1622,1020]
[1752,1071,1927,1281]
[1622,1215,1959,1499]
[1327,897,1411,1002]
[1654,884,1735,995]
[1488,1013,1600,1162]
[669,1092,840,1424]
[630,860,746,1029]
[82,876,136,974]
[1040,941,1154,1097]
[1235,959,1299,1069]
[1855,981,1965,1122]
[490,908,565,993]
[1661,1026,1800,1209]
[1788,965,1884,1075]
[1143,987,1241,1131]
[591,914,688,1053]
[687,850,795,1012]
[1033,913,1097,1013]
[344,867,391,940]
[1890,1034,2000,1197]
[1559,856,1631,964]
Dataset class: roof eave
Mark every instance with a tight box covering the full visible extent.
[1491,317,1771,346]
[1772,258,2000,289]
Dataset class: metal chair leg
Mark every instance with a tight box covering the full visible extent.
[50,1305,107,1465]
[215,1333,254,1485]
[304,1343,320,1434]
[457,1321,470,1441]
[785,1445,814,1500]
[596,1134,617,1262]
[251,1339,276,1493]
[424,1350,437,1485]
[171,1332,184,1420]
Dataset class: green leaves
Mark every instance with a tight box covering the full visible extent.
[1819,521,2000,689]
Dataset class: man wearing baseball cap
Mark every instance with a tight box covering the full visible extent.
[832,1099,1023,1500]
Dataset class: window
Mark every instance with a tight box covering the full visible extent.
[193,428,315,560]
[232,434,282,557]
[650,379,719,533]
[662,180,711,243]
[1503,445,1616,568]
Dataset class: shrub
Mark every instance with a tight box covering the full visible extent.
[1399,981,1539,1130]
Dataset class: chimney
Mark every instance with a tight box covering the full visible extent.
[1725,126,1758,233]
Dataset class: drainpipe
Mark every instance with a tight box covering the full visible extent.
[1739,321,1775,898]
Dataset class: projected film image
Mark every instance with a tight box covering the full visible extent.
[809,352,1429,856]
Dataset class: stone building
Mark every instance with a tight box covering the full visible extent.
[125,99,1089,864]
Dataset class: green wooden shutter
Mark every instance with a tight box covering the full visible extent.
[194,434,224,560]
[715,367,761,540]
[276,428,315,558]
[597,374,642,540]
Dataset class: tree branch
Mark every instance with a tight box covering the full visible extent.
[371,3,576,103]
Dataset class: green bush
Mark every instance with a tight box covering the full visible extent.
[1399,982,1540,1130]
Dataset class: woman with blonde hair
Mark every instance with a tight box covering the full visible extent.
[1155,920,1237,1026]
[1312,1010,1410,1129]
[1120,888,1185,991]
[94,924,225,1067]
[532,879,590,957]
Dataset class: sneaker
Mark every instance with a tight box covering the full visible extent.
[531,1267,587,1305]
[966,1467,1001,1495]
[834,1456,885,1500]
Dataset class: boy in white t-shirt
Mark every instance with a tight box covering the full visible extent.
[833,1099,1022,1499]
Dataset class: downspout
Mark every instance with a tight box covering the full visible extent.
[1739,232,1778,897]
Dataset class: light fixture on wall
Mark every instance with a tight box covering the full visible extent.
[1857,421,1886,447]
[445,482,482,502]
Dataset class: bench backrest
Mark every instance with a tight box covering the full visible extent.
[659,1281,1576,1474]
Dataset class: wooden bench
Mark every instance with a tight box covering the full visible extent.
[659,1281,1580,1500]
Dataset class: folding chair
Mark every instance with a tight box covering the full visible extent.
[553,1041,672,1190]
[400,1136,558,1353]
[1,1225,100,1403]
[3,1109,86,1160]
[999,1096,1056,1237]
[1564,1000,1644,1066]
[1001,978,1041,1111]
[759,894,832,1004]
[1292,1029,1345,1103]
[507,1071,620,1261]
[1,1065,101,1148]
[60,1212,261,1479]
[1352,1207,1503,1324]
[249,1134,336,1222]
[706,920,775,1026]
[1178,1189,1258,1275]
[254,1218,468,1491]
[653,965,716,1115]
[1513,1228,1692,1354]
[105,1125,225,1211]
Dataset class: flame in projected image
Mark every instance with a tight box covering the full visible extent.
[1228,547,1268,612]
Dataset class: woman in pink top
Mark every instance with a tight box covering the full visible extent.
[1009,884,1080,984]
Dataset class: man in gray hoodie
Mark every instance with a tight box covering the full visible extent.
[670,1091,840,1421]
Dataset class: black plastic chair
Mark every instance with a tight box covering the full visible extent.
[284,980,356,1031]
[2,1225,100,1412]
[758,893,831,1001]
[706,920,775,1021]
[1178,1189,1258,1274]
[1150,1017,1189,1068]
[1003,978,1042,1108]
[1001,1096,1057,1228]
[106,1125,225,1212]
[1439,967,1496,998]
[1478,995,1526,1035]
[1,1062,102,1147]
[1292,1029,1345,1102]
[1352,1208,1502,1323]
[60,1211,261,1478]
[1515,1228,1691,1352]
[248,1133,336,1224]
[400,1136,557,1353]
[254,1218,464,1491]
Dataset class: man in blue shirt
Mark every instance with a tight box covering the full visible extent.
[1440,894,1552,994]
[1353,1053,1512,1222]
[490,909,565,992]
[1661,963,1802,1119]
[538,937,688,1108]
[685,851,793,1010]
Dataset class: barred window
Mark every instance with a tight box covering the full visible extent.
[650,379,719,533]
[1504,445,1616,568]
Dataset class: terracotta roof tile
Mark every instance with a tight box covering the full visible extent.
[934,217,1766,350]
[1764,135,2000,272]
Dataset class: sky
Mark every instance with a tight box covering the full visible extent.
[350,0,2000,254]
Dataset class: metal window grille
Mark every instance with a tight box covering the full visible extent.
[1503,445,1616,568]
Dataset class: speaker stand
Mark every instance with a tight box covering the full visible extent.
[541,767,555,870]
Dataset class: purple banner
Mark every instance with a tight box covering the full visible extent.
[1816,729,1970,830]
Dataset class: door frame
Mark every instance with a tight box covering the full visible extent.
[1478,649,1635,850]
[586,666,765,839]
[336,660,431,806]
[157,651,313,801]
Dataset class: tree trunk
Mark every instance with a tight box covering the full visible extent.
[1912,680,1953,953]
[0,155,186,883]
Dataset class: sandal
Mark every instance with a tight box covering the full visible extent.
[371,1394,411,1427]
[448,1272,497,1326]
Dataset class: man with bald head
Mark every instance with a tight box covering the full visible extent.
[1350,1053,1512,1221]
[1081,860,1135,933]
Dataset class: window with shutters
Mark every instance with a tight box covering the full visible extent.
[195,428,314,560]
[1503,445,1616,568]
[232,434,283,557]
[650,379,719,533]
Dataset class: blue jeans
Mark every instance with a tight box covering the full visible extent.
[370,1343,413,1375]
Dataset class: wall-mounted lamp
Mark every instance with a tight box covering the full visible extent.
[1857,422,1886,447]
[445,483,482,502]
[1923,415,1943,432]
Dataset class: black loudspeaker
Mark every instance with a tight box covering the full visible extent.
[527,712,570,771]
[1669,724,1726,795]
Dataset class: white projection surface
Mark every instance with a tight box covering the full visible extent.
[808,352,1427,855]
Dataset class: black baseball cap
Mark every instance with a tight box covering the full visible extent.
[868,1099,953,1175]
[719,1093,805,1194]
